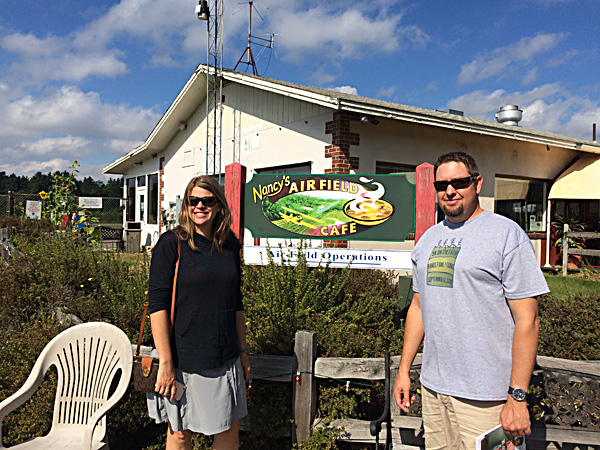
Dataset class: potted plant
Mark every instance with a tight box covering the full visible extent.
[551,213,585,268]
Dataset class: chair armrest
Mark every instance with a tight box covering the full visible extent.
[0,364,47,445]
[81,367,132,450]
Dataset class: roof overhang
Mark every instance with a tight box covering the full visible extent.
[103,67,208,174]
[103,65,600,175]
[549,155,600,200]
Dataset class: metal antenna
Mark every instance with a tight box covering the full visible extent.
[199,0,224,182]
[234,1,273,75]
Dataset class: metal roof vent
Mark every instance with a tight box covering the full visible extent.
[495,105,522,126]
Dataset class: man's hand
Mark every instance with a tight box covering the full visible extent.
[393,371,415,413]
[500,397,531,436]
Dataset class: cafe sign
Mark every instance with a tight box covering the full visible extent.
[244,173,415,241]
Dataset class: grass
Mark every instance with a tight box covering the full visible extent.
[544,271,600,299]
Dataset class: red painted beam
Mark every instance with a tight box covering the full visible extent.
[415,162,436,243]
[225,163,247,244]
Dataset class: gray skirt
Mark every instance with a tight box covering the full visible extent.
[146,354,248,435]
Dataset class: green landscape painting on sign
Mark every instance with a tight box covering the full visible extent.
[244,174,416,242]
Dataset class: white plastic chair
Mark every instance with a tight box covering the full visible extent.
[0,322,133,450]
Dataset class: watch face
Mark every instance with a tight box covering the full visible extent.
[510,387,527,401]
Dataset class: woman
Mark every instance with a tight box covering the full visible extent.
[147,176,250,450]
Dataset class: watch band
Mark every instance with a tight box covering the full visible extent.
[508,386,527,402]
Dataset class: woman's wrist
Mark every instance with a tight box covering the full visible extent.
[238,345,250,353]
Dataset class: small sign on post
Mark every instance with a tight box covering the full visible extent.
[25,200,42,220]
[79,197,103,209]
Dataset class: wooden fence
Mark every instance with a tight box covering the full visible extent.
[562,225,600,275]
[138,330,600,449]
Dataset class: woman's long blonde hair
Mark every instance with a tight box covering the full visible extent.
[174,176,236,253]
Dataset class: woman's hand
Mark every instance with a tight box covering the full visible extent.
[155,361,177,402]
[240,351,251,383]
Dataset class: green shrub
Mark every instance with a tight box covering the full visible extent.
[241,242,402,449]
[3,231,599,449]
[0,319,64,447]
[0,216,54,236]
[0,234,157,448]
[538,292,600,360]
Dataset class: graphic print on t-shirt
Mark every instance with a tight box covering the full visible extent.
[426,239,461,288]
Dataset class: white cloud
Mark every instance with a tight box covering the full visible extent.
[264,3,426,61]
[458,33,567,85]
[0,86,158,140]
[0,85,157,178]
[522,69,539,85]
[0,158,72,178]
[426,82,437,92]
[0,0,207,86]
[377,86,397,98]
[329,86,359,96]
[446,83,599,139]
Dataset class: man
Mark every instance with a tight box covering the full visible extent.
[393,152,549,449]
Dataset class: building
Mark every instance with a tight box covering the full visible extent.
[103,64,600,263]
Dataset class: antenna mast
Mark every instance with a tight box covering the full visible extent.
[234,1,273,75]
[197,0,223,182]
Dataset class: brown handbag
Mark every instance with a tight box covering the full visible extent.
[133,239,180,392]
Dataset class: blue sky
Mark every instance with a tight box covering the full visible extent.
[0,0,598,180]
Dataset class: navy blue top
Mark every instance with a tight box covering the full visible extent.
[148,230,243,372]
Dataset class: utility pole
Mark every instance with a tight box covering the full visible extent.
[196,0,223,182]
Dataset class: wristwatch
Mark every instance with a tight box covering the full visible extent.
[508,386,527,402]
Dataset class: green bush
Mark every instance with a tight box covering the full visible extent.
[0,216,54,236]
[2,230,599,449]
[538,292,600,360]
[0,234,157,448]
[241,242,402,449]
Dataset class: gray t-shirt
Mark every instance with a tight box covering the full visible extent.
[412,210,549,400]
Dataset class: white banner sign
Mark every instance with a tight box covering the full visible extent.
[243,246,412,270]
[25,200,42,220]
[79,197,103,209]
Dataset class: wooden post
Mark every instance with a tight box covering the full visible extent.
[7,191,14,217]
[225,163,246,244]
[292,330,317,444]
[562,224,569,276]
[415,162,436,243]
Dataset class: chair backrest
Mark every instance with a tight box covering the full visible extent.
[37,322,132,440]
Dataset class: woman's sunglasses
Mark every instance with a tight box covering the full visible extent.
[433,175,479,192]
[188,196,218,207]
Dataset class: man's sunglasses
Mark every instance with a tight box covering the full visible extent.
[188,196,218,207]
[433,175,479,192]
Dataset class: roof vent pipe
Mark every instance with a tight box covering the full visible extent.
[495,105,522,126]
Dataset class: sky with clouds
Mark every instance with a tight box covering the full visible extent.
[0,0,598,180]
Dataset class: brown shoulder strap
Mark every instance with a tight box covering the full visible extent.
[135,238,181,357]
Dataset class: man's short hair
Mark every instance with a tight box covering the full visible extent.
[434,152,480,177]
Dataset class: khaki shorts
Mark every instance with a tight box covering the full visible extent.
[421,385,505,450]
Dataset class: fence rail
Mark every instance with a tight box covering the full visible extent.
[0,193,124,225]
[137,332,600,448]
[562,225,600,275]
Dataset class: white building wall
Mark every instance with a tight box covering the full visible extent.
[128,82,581,264]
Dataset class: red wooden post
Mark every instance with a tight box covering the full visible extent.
[415,162,436,243]
[225,163,246,244]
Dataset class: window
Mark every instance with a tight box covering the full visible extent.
[183,149,194,167]
[255,162,312,174]
[137,176,146,187]
[148,174,159,225]
[495,177,547,232]
[126,178,135,221]
[139,194,145,222]
[376,161,415,174]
